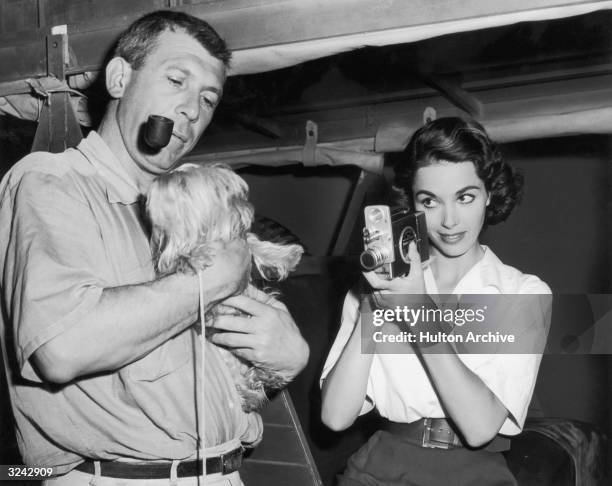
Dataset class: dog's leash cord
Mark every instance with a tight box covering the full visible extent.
[197,270,207,481]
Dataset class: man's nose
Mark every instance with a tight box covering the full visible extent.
[178,92,200,122]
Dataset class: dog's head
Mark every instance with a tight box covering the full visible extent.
[146,163,303,280]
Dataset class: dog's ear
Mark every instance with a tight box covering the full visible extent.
[247,233,304,281]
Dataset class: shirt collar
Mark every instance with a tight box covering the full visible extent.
[424,245,504,294]
[77,131,141,204]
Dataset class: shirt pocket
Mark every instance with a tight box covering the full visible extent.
[126,330,191,381]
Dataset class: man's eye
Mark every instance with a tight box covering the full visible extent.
[168,77,183,87]
[458,193,476,204]
[201,96,217,109]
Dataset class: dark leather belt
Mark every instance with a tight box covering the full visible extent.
[383,418,511,452]
[74,446,243,479]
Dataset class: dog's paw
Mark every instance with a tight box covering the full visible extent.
[249,367,292,392]
[235,367,293,412]
[236,383,268,413]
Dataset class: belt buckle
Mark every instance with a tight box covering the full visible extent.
[421,418,455,449]
[221,447,243,475]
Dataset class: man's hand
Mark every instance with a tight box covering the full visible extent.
[199,239,251,307]
[209,286,309,381]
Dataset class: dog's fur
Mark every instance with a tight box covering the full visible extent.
[146,163,303,412]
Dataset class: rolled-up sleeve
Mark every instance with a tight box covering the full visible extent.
[462,289,552,435]
[4,171,105,381]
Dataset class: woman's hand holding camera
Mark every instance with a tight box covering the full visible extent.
[363,241,426,308]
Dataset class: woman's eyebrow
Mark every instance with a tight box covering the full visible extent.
[455,185,481,195]
[414,190,436,197]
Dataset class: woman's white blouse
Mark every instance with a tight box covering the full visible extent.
[321,246,552,436]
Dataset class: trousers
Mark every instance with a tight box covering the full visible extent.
[43,468,244,486]
[43,441,246,486]
[338,430,517,486]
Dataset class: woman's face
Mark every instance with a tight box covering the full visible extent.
[412,161,489,259]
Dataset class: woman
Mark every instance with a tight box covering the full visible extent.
[320,117,551,485]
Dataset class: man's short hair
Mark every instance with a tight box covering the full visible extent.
[113,10,231,70]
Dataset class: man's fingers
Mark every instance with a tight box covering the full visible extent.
[209,330,271,367]
[210,314,252,333]
[225,347,257,364]
[214,303,241,316]
[244,284,288,312]
[222,293,287,316]
[243,285,272,302]
[243,285,286,309]
[220,295,267,316]
[209,329,253,349]
[208,292,308,377]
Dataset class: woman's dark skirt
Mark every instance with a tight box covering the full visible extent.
[337,430,517,486]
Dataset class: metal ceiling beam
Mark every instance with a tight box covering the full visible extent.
[185,71,612,155]
[235,113,283,139]
[1,0,611,86]
[420,74,484,117]
[259,61,612,118]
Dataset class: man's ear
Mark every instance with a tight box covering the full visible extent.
[105,57,132,98]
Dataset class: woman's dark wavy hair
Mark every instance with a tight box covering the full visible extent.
[113,10,231,70]
[393,117,523,226]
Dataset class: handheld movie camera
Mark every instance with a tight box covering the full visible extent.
[360,205,429,279]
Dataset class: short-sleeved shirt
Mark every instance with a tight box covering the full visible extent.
[0,132,261,473]
[321,246,552,436]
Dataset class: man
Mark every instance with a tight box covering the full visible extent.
[0,10,309,485]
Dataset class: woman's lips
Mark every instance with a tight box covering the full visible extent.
[438,231,466,244]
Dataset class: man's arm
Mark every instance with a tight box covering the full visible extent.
[32,240,250,384]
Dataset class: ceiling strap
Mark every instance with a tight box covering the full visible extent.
[302,120,318,166]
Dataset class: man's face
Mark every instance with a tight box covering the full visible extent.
[116,29,226,176]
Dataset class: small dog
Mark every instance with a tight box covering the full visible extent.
[146,163,303,412]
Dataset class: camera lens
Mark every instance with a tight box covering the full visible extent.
[360,248,389,270]
[398,227,417,263]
